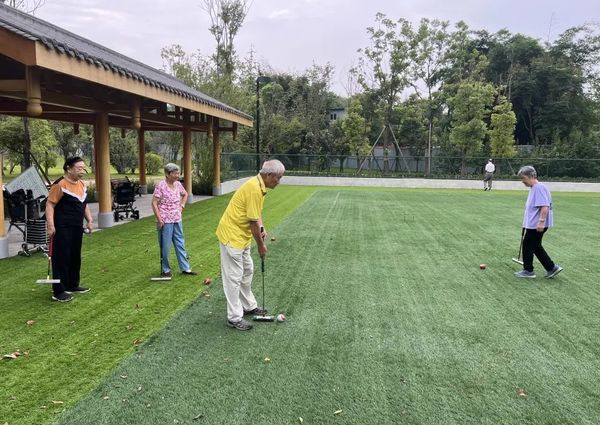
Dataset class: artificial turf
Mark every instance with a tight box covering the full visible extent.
[2,187,600,424]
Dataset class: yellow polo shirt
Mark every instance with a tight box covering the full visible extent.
[216,175,266,249]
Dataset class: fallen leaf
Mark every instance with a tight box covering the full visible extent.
[299,417,303,424]
[516,388,527,397]
[203,277,212,285]
[263,357,271,363]
[26,320,35,326]
[51,400,64,405]
[192,414,204,420]
[120,375,128,379]
[334,409,343,415]
[3,352,21,359]
[138,386,143,391]
[126,325,133,331]
[9,395,16,400]
[103,396,109,400]
[133,338,142,346]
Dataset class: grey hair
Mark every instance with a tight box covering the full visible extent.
[260,159,285,175]
[164,163,180,174]
[517,165,537,178]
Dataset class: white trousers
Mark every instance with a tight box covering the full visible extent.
[219,242,258,322]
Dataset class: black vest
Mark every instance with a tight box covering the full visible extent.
[54,189,86,228]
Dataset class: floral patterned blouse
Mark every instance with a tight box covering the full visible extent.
[153,180,187,223]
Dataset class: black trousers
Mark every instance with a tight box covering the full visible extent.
[51,226,83,294]
[522,228,555,273]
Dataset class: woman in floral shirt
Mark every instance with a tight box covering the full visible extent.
[151,163,197,277]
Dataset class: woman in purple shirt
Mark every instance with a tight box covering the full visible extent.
[515,165,562,279]
[151,163,197,277]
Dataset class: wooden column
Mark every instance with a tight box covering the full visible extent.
[94,112,113,228]
[182,126,193,203]
[212,122,221,196]
[137,129,147,194]
[0,153,8,259]
[26,66,42,117]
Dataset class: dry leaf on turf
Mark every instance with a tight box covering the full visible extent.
[203,277,212,285]
[103,396,109,400]
[133,338,142,346]
[334,410,343,415]
[3,352,21,359]
[51,400,64,405]
[263,357,271,363]
[192,414,204,420]
[516,388,527,397]
[26,320,35,326]
[299,417,303,424]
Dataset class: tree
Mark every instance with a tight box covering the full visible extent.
[352,13,412,171]
[408,18,451,174]
[109,129,137,174]
[1,0,44,14]
[341,98,369,171]
[449,81,496,173]
[201,0,251,84]
[50,121,89,162]
[489,96,517,158]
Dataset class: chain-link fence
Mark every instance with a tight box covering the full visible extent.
[221,153,600,182]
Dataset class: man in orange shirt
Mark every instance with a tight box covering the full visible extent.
[46,157,94,302]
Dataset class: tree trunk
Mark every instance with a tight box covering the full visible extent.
[22,117,31,169]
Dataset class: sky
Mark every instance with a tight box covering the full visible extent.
[34,0,600,95]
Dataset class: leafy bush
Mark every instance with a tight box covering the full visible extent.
[145,152,163,175]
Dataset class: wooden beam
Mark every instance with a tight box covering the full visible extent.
[33,43,253,127]
[0,27,37,65]
[0,80,27,91]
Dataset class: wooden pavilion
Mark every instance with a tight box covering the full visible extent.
[0,4,253,258]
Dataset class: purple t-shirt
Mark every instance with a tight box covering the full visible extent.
[523,182,553,229]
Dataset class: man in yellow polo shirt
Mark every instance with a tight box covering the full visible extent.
[216,159,285,331]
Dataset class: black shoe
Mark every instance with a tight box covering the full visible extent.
[244,307,268,315]
[65,286,90,294]
[181,270,198,276]
[52,292,73,302]
[161,271,172,278]
[227,319,253,331]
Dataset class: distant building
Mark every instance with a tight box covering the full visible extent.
[329,107,347,122]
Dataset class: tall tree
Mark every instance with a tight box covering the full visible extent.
[1,0,44,14]
[408,18,451,174]
[352,13,412,171]
[488,95,517,158]
[448,81,496,173]
[201,0,251,85]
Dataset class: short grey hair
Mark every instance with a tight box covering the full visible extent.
[164,163,180,174]
[517,165,537,178]
[260,159,285,175]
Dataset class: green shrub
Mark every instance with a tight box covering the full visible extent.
[145,152,163,175]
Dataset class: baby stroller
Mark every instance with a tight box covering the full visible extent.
[111,177,140,222]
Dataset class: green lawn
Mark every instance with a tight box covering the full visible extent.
[2,188,600,424]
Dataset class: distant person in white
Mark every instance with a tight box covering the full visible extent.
[483,159,495,191]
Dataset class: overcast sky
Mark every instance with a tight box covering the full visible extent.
[35,0,599,95]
